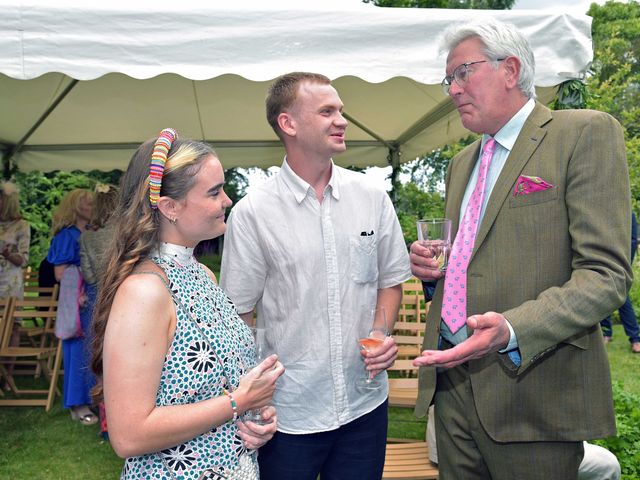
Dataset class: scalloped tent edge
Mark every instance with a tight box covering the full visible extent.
[0,2,593,174]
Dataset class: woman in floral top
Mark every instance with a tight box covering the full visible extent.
[91,129,283,480]
[0,181,30,299]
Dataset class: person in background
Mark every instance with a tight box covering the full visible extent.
[221,72,412,480]
[80,184,118,298]
[80,183,119,438]
[410,19,631,479]
[47,188,97,425]
[0,181,30,299]
[0,181,31,391]
[601,211,640,353]
[90,129,283,479]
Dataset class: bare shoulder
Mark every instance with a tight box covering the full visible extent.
[113,260,172,314]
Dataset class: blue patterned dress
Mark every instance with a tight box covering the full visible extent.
[121,249,257,480]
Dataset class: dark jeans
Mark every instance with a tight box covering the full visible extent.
[600,295,640,343]
[258,400,388,480]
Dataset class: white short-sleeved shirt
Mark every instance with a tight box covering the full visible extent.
[220,159,411,434]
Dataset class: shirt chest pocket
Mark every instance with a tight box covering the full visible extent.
[349,235,378,284]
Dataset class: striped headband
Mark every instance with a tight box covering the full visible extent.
[149,128,177,209]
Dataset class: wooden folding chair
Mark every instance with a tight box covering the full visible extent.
[22,267,39,288]
[0,297,14,397]
[395,278,429,359]
[23,284,59,299]
[16,286,60,375]
[387,359,420,408]
[0,296,62,411]
[383,442,439,479]
[394,321,424,360]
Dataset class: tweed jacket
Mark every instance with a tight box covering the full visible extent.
[415,102,632,442]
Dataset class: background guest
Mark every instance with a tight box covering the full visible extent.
[0,181,30,299]
[47,188,97,425]
[0,181,31,391]
[601,211,640,353]
[80,183,118,437]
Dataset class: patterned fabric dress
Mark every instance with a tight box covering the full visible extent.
[122,245,257,480]
[0,219,30,299]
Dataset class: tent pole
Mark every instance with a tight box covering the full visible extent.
[3,78,79,172]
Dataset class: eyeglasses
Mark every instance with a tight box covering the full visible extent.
[441,58,505,95]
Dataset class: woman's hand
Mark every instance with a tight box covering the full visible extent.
[236,406,278,450]
[1,244,23,267]
[78,289,88,308]
[235,354,284,414]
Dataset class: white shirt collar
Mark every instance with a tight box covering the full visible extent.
[280,157,341,204]
[484,98,536,150]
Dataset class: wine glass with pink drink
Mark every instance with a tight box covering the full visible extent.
[355,306,388,391]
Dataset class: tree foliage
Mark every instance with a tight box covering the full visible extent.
[394,182,445,244]
[586,1,640,210]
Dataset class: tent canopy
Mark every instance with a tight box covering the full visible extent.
[0,1,593,173]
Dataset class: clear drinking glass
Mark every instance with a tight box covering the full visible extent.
[417,218,452,271]
[245,326,271,425]
[355,306,388,391]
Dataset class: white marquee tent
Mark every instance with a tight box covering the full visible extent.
[0,1,593,173]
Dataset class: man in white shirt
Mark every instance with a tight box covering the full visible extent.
[220,72,412,480]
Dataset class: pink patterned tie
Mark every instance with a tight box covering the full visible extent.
[442,138,496,334]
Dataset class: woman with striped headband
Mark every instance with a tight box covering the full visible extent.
[91,129,283,479]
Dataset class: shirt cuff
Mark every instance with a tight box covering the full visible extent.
[499,319,518,353]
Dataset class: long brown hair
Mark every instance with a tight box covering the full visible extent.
[91,134,216,399]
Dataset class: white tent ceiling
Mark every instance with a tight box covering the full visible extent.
[0,1,593,173]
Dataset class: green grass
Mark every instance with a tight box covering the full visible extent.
[606,323,640,396]
[0,394,122,479]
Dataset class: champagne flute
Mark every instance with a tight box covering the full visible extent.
[245,326,271,425]
[417,218,451,271]
[356,306,388,391]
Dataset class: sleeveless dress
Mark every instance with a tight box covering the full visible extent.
[121,243,258,480]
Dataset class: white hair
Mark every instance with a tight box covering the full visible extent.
[440,18,536,99]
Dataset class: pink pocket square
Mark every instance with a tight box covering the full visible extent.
[513,175,554,196]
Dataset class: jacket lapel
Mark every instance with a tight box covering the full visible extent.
[473,103,552,254]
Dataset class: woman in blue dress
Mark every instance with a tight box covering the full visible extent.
[90,129,283,479]
[47,188,97,425]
